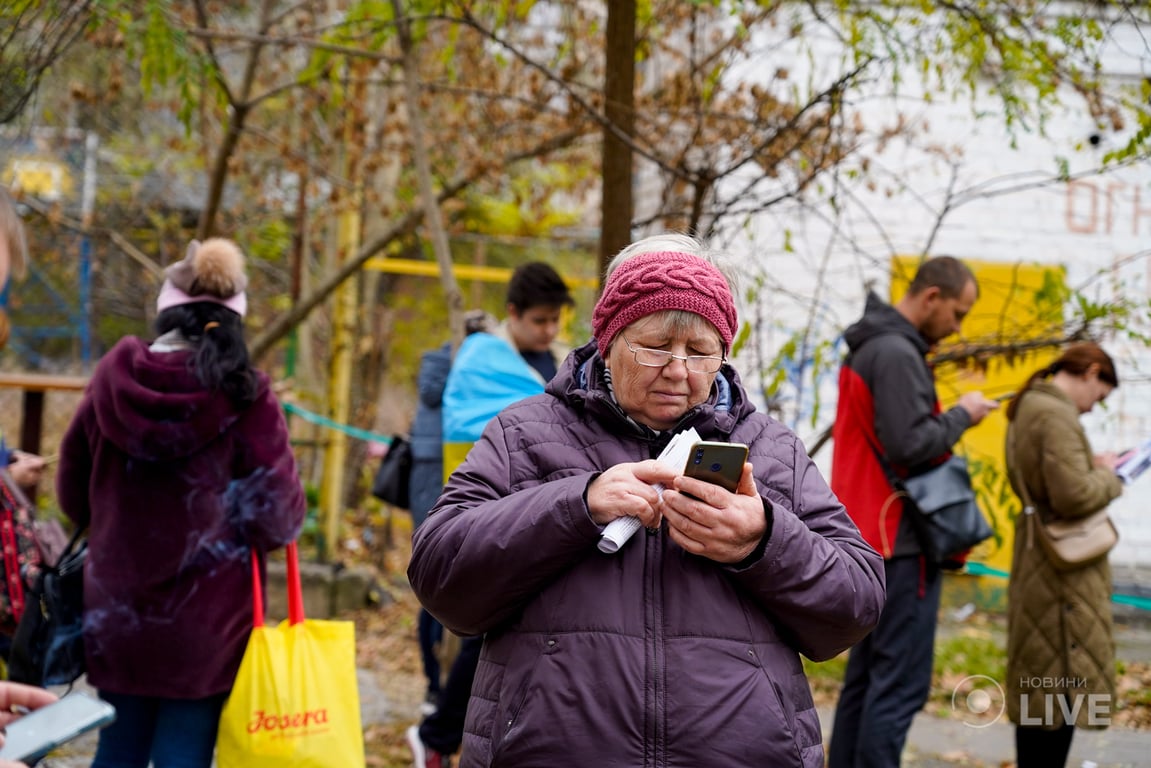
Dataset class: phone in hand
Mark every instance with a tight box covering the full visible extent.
[0,693,116,762]
[683,441,749,493]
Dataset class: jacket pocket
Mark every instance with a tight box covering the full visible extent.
[487,638,551,763]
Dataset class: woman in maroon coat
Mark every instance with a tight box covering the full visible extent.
[56,238,305,768]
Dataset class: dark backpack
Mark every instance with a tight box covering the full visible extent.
[7,527,87,687]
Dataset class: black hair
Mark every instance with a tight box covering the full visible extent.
[506,262,574,312]
[154,303,259,406]
[908,256,978,300]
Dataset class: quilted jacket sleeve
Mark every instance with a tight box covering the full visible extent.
[729,423,887,661]
[1036,409,1122,520]
[408,417,606,636]
[863,334,971,469]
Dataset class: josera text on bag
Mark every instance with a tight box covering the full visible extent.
[216,544,365,768]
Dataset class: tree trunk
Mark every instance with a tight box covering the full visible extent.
[598,0,637,285]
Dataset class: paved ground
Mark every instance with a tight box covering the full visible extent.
[820,705,1150,768]
[33,622,1151,767]
[35,669,392,767]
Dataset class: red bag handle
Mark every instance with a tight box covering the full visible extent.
[285,542,305,625]
[249,542,305,628]
[250,551,264,628]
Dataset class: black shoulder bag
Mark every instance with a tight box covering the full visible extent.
[868,441,992,566]
[371,435,413,509]
[7,526,87,687]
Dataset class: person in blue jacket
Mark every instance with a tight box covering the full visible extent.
[408,262,574,768]
[408,309,494,713]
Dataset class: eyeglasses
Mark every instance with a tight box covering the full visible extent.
[621,337,725,374]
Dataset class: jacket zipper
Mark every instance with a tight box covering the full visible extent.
[644,519,665,767]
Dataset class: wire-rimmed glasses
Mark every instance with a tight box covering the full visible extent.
[621,337,725,374]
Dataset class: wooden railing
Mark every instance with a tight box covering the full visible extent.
[0,372,88,455]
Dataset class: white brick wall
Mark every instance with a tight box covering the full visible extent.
[668,12,1151,569]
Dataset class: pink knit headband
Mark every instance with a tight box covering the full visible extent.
[592,251,737,357]
[156,280,248,317]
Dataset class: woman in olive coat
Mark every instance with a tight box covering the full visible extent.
[1003,342,1123,768]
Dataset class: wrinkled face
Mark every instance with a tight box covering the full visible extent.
[605,312,723,431]
[506,303,564,353]
[921,279,978,345]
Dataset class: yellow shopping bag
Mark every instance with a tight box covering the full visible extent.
[217,543,366,768]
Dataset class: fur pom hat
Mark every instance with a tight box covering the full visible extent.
[156,238,248,317]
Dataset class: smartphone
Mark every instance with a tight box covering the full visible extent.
[0,693,116,762]
[683,441,749,493]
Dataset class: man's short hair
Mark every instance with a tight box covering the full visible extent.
[506,262,574,312]
[908,256,977,299]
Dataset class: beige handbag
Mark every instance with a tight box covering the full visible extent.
[1012,461,1118,571]
[1025,506,1118,571]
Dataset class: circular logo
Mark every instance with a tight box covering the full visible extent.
[951,674,1005,728]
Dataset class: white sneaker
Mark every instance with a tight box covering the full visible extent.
[406,724,426,768]
[406,724,451,768]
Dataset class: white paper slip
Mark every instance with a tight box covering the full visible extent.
[598,427,700,554]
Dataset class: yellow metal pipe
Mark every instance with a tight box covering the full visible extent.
[364,256,599,289]
[319,205,360,562]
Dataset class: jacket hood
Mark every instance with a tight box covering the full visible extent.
[86,336,268,461]
[547,340,755,441]
[843,291,928,356]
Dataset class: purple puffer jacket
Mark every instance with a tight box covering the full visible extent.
[409,342,884,767]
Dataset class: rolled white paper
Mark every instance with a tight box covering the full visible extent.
[597,428,700,554]
[598,516,643,553]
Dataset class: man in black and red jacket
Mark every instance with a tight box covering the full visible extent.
[828,256,999,768]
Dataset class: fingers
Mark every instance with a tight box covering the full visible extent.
[735,463,756,496]
[0,682,57,713]
[630,459,680,488]
[663,465,765,563]
[10,451,44,468]
[586,463,667,527]
[958,391,1000,425]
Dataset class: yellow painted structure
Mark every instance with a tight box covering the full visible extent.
[364,256,599,289]
[891,257,1064,606]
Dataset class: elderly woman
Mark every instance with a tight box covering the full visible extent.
[409,235,885,767]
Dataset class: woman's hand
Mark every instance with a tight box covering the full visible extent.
[6,451,45,493]
[662,463,766,564]
[0,682,59,767]
[587,460,678,528]
[1094,451,1120,471]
